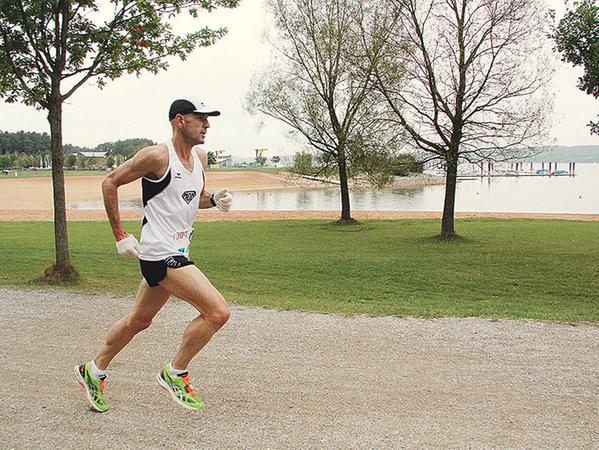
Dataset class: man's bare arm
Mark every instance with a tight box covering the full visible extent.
[102,145,167,241]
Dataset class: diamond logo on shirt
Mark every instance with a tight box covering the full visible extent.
[181,190,197,204]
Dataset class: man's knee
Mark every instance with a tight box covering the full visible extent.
[206,304,230,330]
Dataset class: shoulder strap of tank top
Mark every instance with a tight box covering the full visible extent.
[164,140,175,155]
[192,147,206,174]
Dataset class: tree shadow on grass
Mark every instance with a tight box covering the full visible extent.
[414,234,475,245]
[319,220,376,233]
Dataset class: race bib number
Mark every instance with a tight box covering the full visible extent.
[173,228,194,257]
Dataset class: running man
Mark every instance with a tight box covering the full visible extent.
[75,98,233,412]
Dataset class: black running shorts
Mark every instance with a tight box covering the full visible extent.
[139,255,195,287]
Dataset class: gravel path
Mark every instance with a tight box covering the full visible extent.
[1,288,597,449]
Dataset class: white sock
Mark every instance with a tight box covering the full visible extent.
[169,362,187,376]
[90,360,106,379]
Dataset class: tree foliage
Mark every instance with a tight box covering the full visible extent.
[552,0,599,134]
[0,130,153,157]
[290,151,315,175]
[0,0,239,107]
[0,130,50,154]
[255,155,267,167]
[0,152,45,169]
[207,150,217,167]
[65,153,76,168]
[95,138,155,157]
[392,154,423,176]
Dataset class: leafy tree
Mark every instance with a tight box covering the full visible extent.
[92,138,154,159]
[255,156,267,167]
[291,151,315,175]
[551,0,599,134]
[94,142,114,154]
[392,154,423,177]
[65,153,76,168]
[105,155,115,169]
[247,0,401,222]
[370,0,552,239]
[113,154,125,167]
[98,138,155,158]
[271,155,281,167]
[0,154,9,169]
[207,150,217,168]
[78,156,88,170]
[0,0,240,280]
[0,130,51,154]
[15,153,38,168]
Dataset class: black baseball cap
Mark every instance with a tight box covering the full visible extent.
[168,98,221,121]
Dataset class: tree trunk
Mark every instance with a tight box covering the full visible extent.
[440,152,458,239]
[337,150,353,222]
[45,99,79,281]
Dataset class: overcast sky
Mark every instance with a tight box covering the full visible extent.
[0,0,597,157]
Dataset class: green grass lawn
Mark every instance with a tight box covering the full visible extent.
[0,219,597,321]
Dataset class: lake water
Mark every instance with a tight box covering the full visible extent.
[71,163,599,214]
[231,163,599,214]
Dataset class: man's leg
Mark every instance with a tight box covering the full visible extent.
[75,279,170,411]
[94,279,171,370]
[158,264,230,370]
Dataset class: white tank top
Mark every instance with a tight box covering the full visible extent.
[139,141,205,261]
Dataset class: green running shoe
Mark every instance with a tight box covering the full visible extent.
[74,362,108,412]
[156,363,205,410]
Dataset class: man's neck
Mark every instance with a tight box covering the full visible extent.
[171,134,194,158]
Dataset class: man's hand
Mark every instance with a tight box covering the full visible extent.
[116,235,141,257]
[212,188,233,212]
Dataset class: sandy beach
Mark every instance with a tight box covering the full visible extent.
[0,171,318,210]
[0,171,597,221]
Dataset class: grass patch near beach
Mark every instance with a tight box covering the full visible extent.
[0,219,597,321]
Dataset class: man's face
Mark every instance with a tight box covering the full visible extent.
[181,113,210,145]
